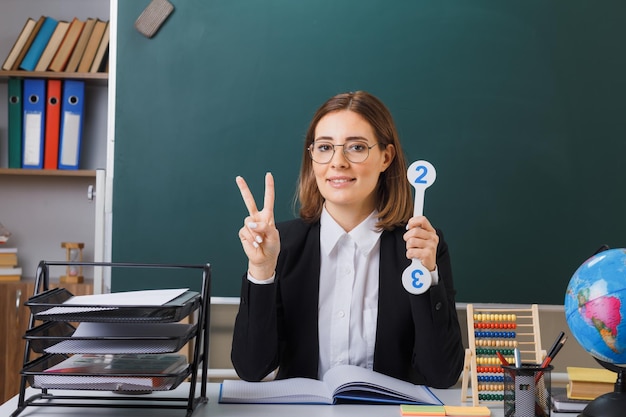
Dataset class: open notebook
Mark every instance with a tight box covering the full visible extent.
[219,364,442,405]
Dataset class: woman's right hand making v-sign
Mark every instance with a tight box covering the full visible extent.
[235,172,280,281]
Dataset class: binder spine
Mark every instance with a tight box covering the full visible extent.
[8,78,23,168]
[58,80,85,170]
[22,78,46,169]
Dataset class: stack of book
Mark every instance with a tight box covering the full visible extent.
[2,15,110,73]
[566,366,615,400]
[551,387,590,413]
[551,366,617,413]
[0,247,22,281]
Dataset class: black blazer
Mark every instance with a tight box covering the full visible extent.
[231,218,464,388]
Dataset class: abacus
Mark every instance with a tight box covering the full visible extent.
[460,304,545,406]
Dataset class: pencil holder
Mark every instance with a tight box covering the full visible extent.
[503,364,553,417]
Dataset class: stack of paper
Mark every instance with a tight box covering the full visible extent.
[45,322,194,354]
[37,288,190,316]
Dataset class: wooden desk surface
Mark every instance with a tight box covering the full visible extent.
[0,382,576,417]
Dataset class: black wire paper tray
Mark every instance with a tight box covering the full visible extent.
[24,320,197,354]
[21,354,189,392]
[25,287,201,323]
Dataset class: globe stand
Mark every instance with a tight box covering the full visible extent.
[579,359,626,417]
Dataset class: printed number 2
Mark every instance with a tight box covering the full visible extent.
[411,269,424,289]
[414,165,429,185]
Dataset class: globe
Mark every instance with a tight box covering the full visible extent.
[565,248,626,365]
[565,247,626,417]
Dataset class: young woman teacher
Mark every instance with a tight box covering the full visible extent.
[232,91,464,388]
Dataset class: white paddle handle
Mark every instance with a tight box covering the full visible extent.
[402,160,437,295]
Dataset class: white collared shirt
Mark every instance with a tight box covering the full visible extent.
[317,207,382,379]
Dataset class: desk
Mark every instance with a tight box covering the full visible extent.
[0,382,574,417]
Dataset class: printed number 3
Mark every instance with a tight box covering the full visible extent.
[411,269,424,289]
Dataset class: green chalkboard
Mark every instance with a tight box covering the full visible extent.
[112,0,626,303]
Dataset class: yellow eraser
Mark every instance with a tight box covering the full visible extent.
[443,405,491,416]
[400,404,446,416]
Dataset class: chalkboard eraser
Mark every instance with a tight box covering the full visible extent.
[135,0,174,38]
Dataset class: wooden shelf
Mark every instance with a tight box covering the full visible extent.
[0,168,97,177]
[0,71,107,85]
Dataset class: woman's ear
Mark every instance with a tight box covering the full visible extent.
[381,144,396,172]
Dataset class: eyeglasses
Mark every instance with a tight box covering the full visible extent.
[308,140,379,164]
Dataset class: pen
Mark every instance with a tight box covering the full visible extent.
[514,347,521,368]
[535,336,567,383]
[545,331,566,360]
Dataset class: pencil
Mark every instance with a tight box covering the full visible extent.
[546,331,565,358]
[496,350,510,366]
[535,336,567,383]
